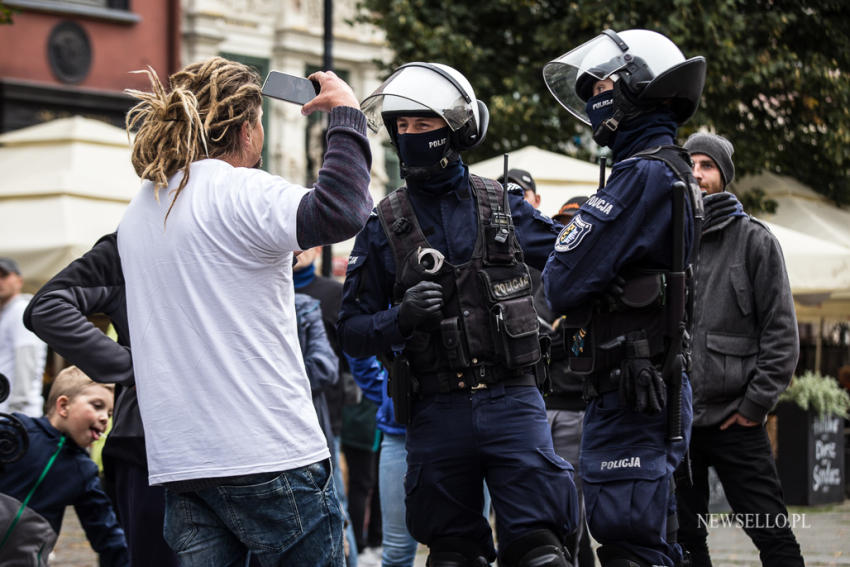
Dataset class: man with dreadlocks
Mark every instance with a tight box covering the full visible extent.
[109,57,371,566]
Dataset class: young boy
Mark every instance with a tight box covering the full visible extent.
[0,366,128,566]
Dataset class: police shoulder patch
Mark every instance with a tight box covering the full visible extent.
[554,214,592,252]
[345,253,366,273]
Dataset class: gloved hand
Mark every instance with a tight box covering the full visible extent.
[702,191,741,230]
[618,359,666,414]
[602,275,627,309]
[398,281,443,335]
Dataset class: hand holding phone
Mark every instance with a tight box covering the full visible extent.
[261,71,320,105]
[301,71,360,116]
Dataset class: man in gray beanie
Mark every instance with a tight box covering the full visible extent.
[676,132,805,567]
[684,132,735,193]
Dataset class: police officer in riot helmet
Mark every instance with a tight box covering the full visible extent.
[542,30,706,567]
[338,62,578,567]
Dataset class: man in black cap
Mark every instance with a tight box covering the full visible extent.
[552,196,589,225]
[499,168,541,209]
[0,257,47,416]
[676,132,804,566]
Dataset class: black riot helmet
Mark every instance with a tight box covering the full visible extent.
[543,29,706,144]
[360,62,489,178]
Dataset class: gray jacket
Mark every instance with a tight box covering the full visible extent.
[690,193,798,427]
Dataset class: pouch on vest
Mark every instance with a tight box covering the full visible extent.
[389,356,416,426]
[483,222,516,265]
[440,316,471,370]
[491,296,541,369]
[535,333,552,393]
[479,265,534,302]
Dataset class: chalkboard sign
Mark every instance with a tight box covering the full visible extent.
[776,402,845,505]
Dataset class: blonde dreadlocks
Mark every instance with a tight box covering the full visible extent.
[125,57,263,220]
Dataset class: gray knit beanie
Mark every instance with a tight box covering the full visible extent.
[684,132,735,188]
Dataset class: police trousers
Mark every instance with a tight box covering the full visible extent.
[580,374,692,567]
[405,383,578,563]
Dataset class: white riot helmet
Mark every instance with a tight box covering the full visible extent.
[361,62,489,154]
[543,29,706,131]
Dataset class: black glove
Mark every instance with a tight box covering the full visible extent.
[602,275,627,309]
[618,359,666,414]
[702,192,740,230]
[398,281,443,335]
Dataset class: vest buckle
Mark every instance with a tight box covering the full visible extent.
[391,217,411,234]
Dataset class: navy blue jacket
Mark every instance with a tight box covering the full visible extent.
[338,170,562,358]
[543,130,694,313]
[0,414,128,566]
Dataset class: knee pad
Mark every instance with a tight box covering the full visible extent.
[427,537,490,567]
[500,529,570,567]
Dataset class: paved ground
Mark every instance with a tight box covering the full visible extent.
[49,499,850,566]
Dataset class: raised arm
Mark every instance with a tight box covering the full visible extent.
[296,71,373,248]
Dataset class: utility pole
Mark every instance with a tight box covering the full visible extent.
[321,0,334,277]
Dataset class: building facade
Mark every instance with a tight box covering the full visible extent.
[183,0,394,209]
[0,0,180,132]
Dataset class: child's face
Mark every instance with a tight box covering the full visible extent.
[54,384,113,448]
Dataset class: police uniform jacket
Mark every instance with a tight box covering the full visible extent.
[543,125,694,316]
[338,166,561,361]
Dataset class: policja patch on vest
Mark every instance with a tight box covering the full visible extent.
[554,214,592,252]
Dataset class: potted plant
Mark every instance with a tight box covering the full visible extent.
[775,371,850,505]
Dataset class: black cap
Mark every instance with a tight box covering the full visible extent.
[0,257,21,276]
[497,168,536,194]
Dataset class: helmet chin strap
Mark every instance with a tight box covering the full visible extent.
[400,145,461,180]
[592,80,653,147]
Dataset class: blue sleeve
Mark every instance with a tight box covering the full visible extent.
[508,190,563,271]
[337,216,407,357]
[543,158,688,314]
[297,296,339,393]
[345,353,385,406]
[74,461,129,567]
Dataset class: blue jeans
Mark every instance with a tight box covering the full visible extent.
[163,459,344,567]
[380,433,419,567]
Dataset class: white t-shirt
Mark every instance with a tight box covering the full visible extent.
[118,159,328,485]
[0,294,47,416]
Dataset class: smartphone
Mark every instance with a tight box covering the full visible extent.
[261,71,320,105]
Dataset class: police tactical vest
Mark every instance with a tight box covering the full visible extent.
[570,145,701,393]
[377,175,541,392]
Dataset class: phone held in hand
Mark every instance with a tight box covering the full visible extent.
[261,71,320,105]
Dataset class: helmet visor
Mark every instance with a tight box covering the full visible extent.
[361,65,474,134]
[543,32,631,125]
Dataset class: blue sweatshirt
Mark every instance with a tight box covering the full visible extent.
[0,414,128,566]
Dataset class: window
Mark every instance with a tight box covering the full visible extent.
[3,0,137,23]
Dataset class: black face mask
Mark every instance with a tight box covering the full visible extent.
[585,90,616,146]
[397,126,452,168]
